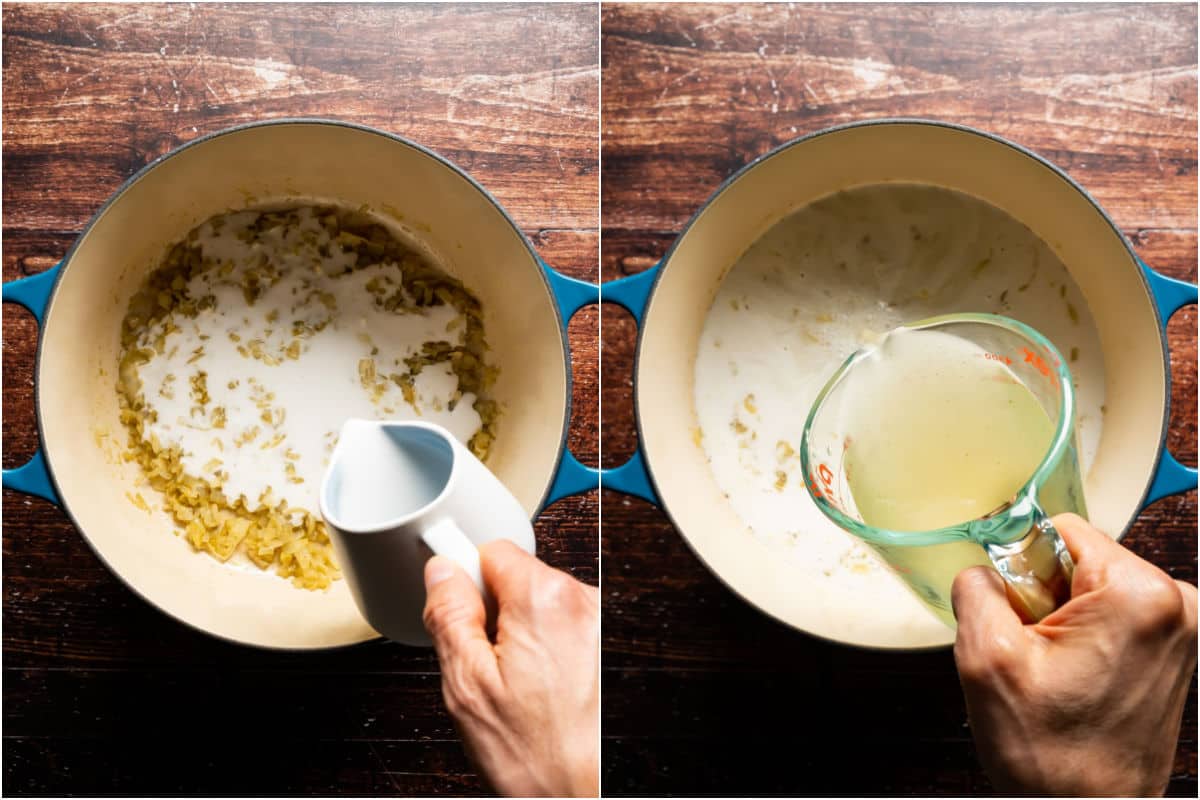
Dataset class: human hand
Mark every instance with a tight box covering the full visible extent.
[422,540,599,797]
[952,514,1197,796]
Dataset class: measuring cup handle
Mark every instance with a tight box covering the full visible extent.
[982,509,1075,623]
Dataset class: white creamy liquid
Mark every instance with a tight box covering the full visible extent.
[694,184,1106,636]
[134,208,483,517]
[327,423,453,530]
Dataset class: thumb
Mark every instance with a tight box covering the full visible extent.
[952,567,1029,678]
[422,555,493,667]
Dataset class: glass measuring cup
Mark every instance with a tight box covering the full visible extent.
[800,313,1084,626]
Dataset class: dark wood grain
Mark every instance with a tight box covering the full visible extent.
[2,3,597,796]
[600,3,1197,796]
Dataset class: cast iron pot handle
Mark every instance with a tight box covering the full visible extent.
[2,264,63,505]
[539,262,602,507]
[597,265,660,504]
[1139,259,1198,506]
[539,262,660,507]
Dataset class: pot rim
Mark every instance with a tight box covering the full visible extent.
[630,116,1172,652]
[29,117,573,651]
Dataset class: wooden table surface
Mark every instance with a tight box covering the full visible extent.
[2,3,597,795]
[600,3,1198,796]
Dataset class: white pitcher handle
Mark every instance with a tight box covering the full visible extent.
[421,518,484,595]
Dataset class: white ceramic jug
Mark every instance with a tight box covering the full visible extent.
[319,419,535,645]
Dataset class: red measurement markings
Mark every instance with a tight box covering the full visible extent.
[1022,346,1049,376]
[983,348,1058,385]
[808,462,842,510]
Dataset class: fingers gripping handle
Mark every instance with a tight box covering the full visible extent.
[1140,261,1198,506]
[422,519,485,594]
[2,265,62,505]
[984,511,1075,623]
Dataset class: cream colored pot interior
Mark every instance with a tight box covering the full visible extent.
[637,122,1166,648]
[36,122,569,649]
